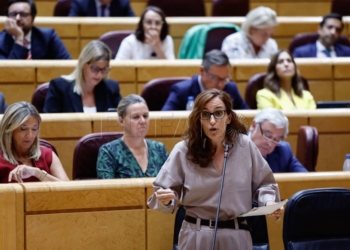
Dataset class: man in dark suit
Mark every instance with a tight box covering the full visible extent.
[293,13,350,58]
[162,49,249,111]
[250,108,307,173]
[0,92,8,114]
[0,0,71,59]
[69,0,135,17]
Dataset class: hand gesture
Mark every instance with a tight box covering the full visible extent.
[144,29,161,48]
[155,188,175,206]
[266,200,284,221]
[8,165,38,183]
[4,18,24,39]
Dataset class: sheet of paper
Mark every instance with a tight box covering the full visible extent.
[239,199,288,217]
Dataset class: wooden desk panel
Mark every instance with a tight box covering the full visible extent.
[26,210,146,250]
[23,179,145,211]
[334,81,350,101]
[1,83,36,104]
[137,61,200,82]
[0,63,35,82]
[0,184,24,250]
[277,2,330,16]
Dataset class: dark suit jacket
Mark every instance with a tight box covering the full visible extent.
[0,26,71,60]
[293,42,350,58]
[161,75,249,110]
[266,142,307,173]
[69,0,135,17]
[43,77,122,113]
[0,92,8,114]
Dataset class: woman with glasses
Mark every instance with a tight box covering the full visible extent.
[256,50,316,110]
[221,6,278,59]
[115,6,175,60]
[148,89,283,249]
[43,40,122,113]
[0,102,69,183]
[96,94,168,179]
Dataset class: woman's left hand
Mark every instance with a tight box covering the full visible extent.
[266,200,284,221]
[8,165,39,183]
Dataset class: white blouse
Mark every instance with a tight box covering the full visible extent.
[115,34,175,60]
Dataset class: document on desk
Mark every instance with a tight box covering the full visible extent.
[239,199,288,217]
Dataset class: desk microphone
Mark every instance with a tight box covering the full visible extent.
[211,144,229,250]
[151,52,157,58]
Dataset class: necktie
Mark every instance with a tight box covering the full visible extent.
[23,39,32,60]
[100,5,107,17]
[323,49,331,58]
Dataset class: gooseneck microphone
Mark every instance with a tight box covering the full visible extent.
[211,144,229,250]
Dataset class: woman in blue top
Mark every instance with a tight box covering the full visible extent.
[96,94,168,178]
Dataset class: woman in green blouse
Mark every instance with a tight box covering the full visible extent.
[96,94,168,178]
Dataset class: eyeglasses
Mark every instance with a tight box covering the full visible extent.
[88,64,110,74]
[205,70,231,85]
[201,110,226,120]
[259,123,283,144]
[8,11,31,18]
[143,19,164,27]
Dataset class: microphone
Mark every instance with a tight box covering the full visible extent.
[151,52,157,58]
[211,144,229,250]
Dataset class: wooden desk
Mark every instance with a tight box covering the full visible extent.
[1,58,347,105]
[2,173,350,250]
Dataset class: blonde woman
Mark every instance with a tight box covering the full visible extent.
[221,6,278,59]
[43,40,122,113]
[0,102,69,183]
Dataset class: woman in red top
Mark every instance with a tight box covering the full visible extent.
[0,102,69,183]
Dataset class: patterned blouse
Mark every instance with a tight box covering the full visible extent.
[96,138,168,179]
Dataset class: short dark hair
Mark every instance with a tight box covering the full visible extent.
[202,49,231,71]
[5,0,37,18]
[135,6,169,42]
[320,13,343,30]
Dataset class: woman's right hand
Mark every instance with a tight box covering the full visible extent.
[144,30,161,48]
[155,188,175,205]
[8,165,40,183]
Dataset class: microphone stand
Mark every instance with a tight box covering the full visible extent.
[211,145,229,250]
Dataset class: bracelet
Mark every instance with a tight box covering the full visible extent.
[39,170,48,181]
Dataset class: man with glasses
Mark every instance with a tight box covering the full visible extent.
[0,0,71,59]
[162,49,249,110]
[69,0,135,17]
[250,108,307,172]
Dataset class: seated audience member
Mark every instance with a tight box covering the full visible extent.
[115,6,175,60]
[250,108,307,173]
[69,0,135,17]
[256,50,316,110]
[0,102,69,183]
[0,0,71,59]
[221,6,278,59]
[0,92,8,113]
[96,94,168,179]
[293,13,350,58]
[43,40,122,113]
[162,49,249,110]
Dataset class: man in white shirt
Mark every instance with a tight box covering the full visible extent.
[293,13,350,58]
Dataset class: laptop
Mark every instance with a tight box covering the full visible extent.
[316,101,350,109]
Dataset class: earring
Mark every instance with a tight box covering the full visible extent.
[202,138,206,148]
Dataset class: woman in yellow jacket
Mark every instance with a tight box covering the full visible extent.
[256,50,316,110]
